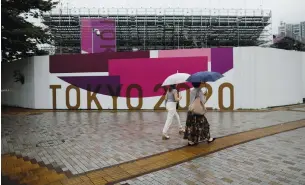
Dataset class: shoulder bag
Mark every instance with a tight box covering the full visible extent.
[188,90,206,115]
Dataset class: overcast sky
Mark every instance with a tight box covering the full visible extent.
[54,0,305,34]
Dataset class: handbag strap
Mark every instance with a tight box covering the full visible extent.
[195,89,200,98]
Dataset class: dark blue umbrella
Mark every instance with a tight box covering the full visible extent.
[186,71,224,83]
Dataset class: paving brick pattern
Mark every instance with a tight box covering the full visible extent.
[123,127,305,185]
[2,111,305,175]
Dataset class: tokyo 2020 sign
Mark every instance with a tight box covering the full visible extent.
[49,48,235,110]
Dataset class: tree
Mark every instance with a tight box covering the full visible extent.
[1,0,58,62]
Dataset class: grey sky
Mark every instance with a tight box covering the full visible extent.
[55,0,305,34]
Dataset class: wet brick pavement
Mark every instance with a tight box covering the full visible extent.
[290,107,305,112]
[2,111,305,175]
[122,127,305,185]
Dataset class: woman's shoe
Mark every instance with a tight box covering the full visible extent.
[162,134,170,140]
[179,128,185,135]
[188,141,198,146]
[207,138,215,143]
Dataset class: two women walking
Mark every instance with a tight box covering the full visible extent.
[162,83,215,146]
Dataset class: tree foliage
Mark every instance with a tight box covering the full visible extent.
[1,0,58,62]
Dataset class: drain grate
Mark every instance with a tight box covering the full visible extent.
[36,139,65,147]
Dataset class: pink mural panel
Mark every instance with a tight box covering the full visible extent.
[158,48,211,62]
[80,19,91,53]
[108,56,208,97]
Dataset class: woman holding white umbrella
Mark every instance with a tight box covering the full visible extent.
[162,84,184,140]
[161,72,189,140]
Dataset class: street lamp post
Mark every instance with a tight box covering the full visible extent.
[92,28,100,53]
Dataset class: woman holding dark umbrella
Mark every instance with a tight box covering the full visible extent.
[184,82,215,146]
[183,71,222,146]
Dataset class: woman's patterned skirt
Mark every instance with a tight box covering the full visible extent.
[183,111,211,143]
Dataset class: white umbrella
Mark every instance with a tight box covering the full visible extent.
[162,72,190,86]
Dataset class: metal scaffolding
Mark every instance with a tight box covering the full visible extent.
[42,8,272,54]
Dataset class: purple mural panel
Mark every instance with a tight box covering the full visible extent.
[81,18,116,53]
[49,51,150,73]
[92,19,116,53]
[58,76,121,96]
[211,48,233,74]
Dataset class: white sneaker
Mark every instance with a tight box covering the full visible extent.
[162,134,170,140]
[208,137,215,143]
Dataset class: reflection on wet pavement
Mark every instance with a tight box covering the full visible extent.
[2,110,305,175]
